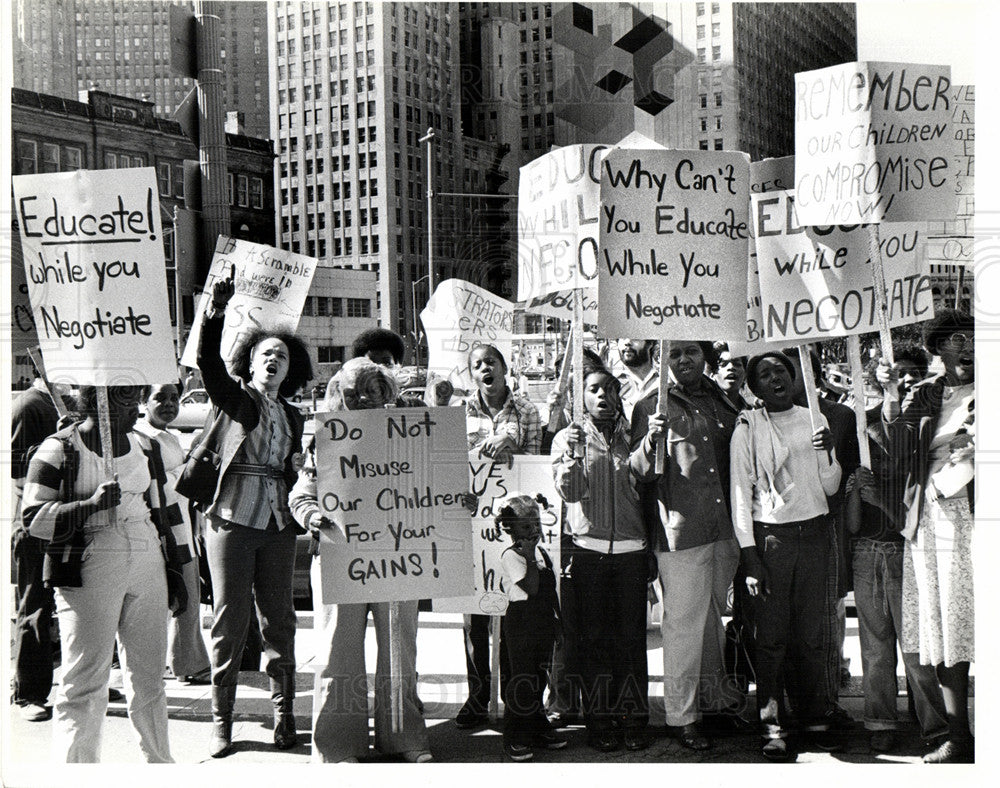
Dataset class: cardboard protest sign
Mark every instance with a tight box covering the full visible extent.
[434,455,562,616]
[12,168,177,386]
[753,190,934,341]
[9,230,41,357]
[598,149,751,340]
[313,406,474,604]
[734,157,801,356]
[794,61,956,225]
[516,291,599,324]
[517,144,607,302]
[924,84,974,267]
[180,236,317,368]
[420,278,515,390]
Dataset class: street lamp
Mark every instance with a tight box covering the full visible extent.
[411,273,430,373]
[418,128,435,297]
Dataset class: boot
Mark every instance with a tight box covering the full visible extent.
[271,674,299,750]
[210,685,237,758]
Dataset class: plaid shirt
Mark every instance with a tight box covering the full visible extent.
[465,388,541,455]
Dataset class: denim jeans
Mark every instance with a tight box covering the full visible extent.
[852,539,948,737]
[752,518,829,739]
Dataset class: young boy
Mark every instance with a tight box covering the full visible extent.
[497,495,565,761]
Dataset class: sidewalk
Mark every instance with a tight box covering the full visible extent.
[6,610,974,765]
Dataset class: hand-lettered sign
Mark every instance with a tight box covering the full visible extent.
[420,279,515,391]
[180,236,317,368]
[753,190,934,340]
[598,149,751,340]
[12,168,177,386]
[794,61,956,225]
[517,144,607,301]
[313,406,474,604]
[434,455,562,615]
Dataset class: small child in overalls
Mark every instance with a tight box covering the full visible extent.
[497,494,566,761]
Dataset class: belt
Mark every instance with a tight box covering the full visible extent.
[573,535,646,554]
[228,462,285,479]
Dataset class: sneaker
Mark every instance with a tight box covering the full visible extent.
[18,702,52,722]
[401,750,434,763]
[535,729,568,750]
[455,701,488,729]
[762,738,791,762]
[624,728,650,751]
[807,731,843,753]
[504,742,534,762]
[181,669,212,685]
[547,709,582,728]
[923,737,974,764]
[588,730,621,753]
[870,731,896,753]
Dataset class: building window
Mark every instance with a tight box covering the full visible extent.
[712,45,721,60]
[64,146,83,171]
[316,297,330,316]
[16,139,38,174]
[158,162,172,196]
[699,140,709,150]
[318,346,345,364]
[715,92,723,107]
[250,177,264,209]
[347,298,370,318]
[714,139,724,150]
[237,175,249,207]
[331,298,343,317]
[302,296,314,317]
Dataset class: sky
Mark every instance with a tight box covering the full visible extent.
[856,0,977,84]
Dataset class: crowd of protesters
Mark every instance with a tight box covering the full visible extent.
[11,280,975,763]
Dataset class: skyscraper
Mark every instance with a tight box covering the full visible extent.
[12,0,271,139]
[270,1,470,339]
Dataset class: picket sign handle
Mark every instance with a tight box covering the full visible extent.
[26,346,69,419]
[489,615,502,721]
[389,600,403,733]
[556,325,574,396]
[570,290,585,459]
[846,335,872,469]
[654,341,670,475]
[797,344,822,433]
[96,386,117,529]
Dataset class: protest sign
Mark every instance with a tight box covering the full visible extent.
[598,149,751,340]
[180,236,317,368]
[12,168,177,386]
[516,290,599,324]
[924,84,974,267]
[753,189,934,341]
[420,278,515,390]
[434,455,562,616]
[794,61,956,225]
[517,144,607,302]
[10,231,41,357]
[314,406,474,604]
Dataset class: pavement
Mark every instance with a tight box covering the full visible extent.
[5,609,976,767]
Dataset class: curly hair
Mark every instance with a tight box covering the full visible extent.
[228,329,313,398]
[351,328,406,365]
[893,344,930,377]
[323,357,399,411]
[922,309,974,355]
[467,343,508,374]
[76,384,146,415]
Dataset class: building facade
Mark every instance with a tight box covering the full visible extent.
[12,0,271,139]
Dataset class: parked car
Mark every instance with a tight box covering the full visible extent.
[171,388,212,432]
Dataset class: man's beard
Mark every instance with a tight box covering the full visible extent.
[622,346,649,369]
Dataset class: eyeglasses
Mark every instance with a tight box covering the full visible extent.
[946,332,973,347]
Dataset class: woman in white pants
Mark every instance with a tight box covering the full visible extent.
[289,359,430,763]
[21,385,188,762]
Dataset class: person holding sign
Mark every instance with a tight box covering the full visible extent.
[874,310,975,764]
[21,385,190,763]
[135,383,212,685]
[629,341,743,751]
[289,358,432,763]
[458,344,541,729]
[181,271,312,758]
[729,353,841,761]
[496,495,566,761]
[551,367,650,753]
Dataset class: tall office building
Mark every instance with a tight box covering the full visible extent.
[554,2,857,159]
[270,0,472,340]
[12,0,271,139]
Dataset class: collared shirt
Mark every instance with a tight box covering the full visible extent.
[617,365,659,421]
[206,388,294,530]
[630,380,738,552]
[466,388,541,455]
